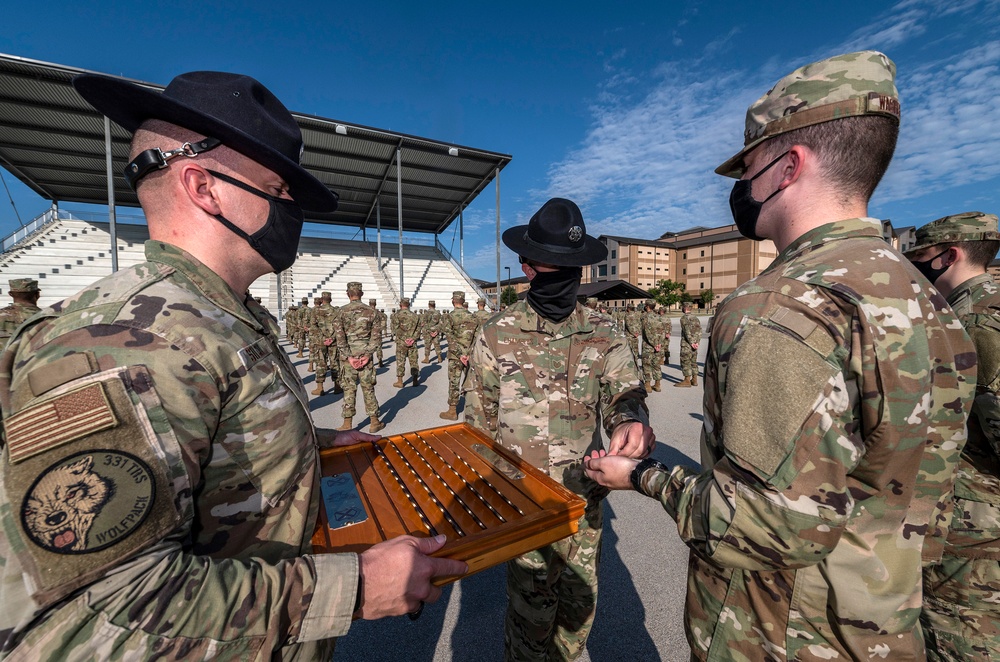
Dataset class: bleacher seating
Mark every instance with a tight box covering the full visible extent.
[0,217,485,318]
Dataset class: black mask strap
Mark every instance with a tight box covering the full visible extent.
[124,138,221,190]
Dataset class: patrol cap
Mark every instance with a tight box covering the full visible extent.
[300,297,308,304]
[428,300,436,307]
[452,291,465,302]
[907,211,1000,255]
[321,290,331,298]
[477,298,486,305]
[369,298,377,305]
[401,297,411,306]
[585,297,598,307]
[8,278,39,293]
[716,50,900,178]
[347,282,363,295]
[644,299,655,307]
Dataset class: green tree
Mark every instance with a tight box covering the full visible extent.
[647,279,686,308]
[700,289,714,308]
[500,285,519,306]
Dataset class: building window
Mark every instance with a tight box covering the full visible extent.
[598,265,607,277]
[683,252,687,259]
[682,268,687,275]
[701,250,705,257]
[611,249,616,259]
[700,282,704,288]
[611,266,616,275]
[700,266,704,273]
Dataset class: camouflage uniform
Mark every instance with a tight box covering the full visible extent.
[284,305,297,341]
[311,297,338,393]
[439,293,481,412]
[0,282,41,344]
[0,241,357,660]
[391,300,422,386]
[623,306,642,361]
[640,305,669,388]
[421,304,443,362]
[334,287,381,426]
[368,299,386,367]
[911,213,1000,661]
[678,310,701,380]
[464,300,649,661]
[473,298,492,326]
[295,298,310,353]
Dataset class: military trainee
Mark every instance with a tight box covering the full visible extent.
[675,301,701,387]
[391,297,423,387]
[421,300,443,363]
[294,295,310,356]
[311,291,340,396]
[334,282,384,432]
[0,279,41,343]
[640,299,669,391]
[585,51,977,661]
[368,298,387,368]
[0,71,465,660]
[473,296,492,326]
[464,198,654,661]
[906,212,1000,661]
[438,290,481,421]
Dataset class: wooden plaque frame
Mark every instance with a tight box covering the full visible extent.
[312,423,586,583]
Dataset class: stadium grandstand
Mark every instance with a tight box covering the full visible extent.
[0,53,511,314]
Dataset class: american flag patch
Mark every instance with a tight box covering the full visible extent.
[5,383,118,464]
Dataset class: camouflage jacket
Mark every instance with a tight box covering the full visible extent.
[313,303,337,341]
[939,273,1000,557]
[679,313,701,346]
[392,309,422,343]
[0,241,357,660]
[441,308,481,356]
[421,309,442,336]
[373,307,387,334]
[334,300,379,358]
[641,311,669,349]
[285,306,298,330]
[464,301,649,500]
[474,309,492,326]
[623,310,643,337]
[298,305,313,333]
[0,303,40,341]
[633,218,976,660]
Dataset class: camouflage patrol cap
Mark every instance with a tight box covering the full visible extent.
[400,297,411,306]
[8,278,39,293]
[907,211,1000,255]
[477,297,486,305]
[428,300,436,307]
[644,299,655,307]
[321,291,331,298]
[452,291,465,302]
[369,298,377,305]
[347,282,363,295]
[717,50,900,178]
[300,297,308,304]
[585,297,598,307]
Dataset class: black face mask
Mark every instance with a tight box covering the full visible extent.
[526,266,582,322]
[728,151,789,241]
[911,248,951,284]
[207,169,304,273]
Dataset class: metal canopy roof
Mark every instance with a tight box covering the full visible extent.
[0,53,511,234]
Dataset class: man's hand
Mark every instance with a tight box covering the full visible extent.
[654,344,662,352]
[348,356,370,370]
[405,338,415,347]
[460,355,469,366]
[315,428,381,449]
[356,535,468,619]
[607,421,655,458]
[324,338,333,346]
[431,332,438,337]
[584,449,639,490]
[691,342,699,349]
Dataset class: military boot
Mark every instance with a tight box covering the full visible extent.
[369,416,385,433]
[393,377,405,388]
[312,378,325,396]
[422,355,431,364]
[673,377,692,388]
[652,380,661,392]
[439,405,458,421]
[691,375,698,386]
[337,417,353,431]
[333,382,343,394]
[297,349,304,358]
[412,371,420,387]
[308,361,314,372]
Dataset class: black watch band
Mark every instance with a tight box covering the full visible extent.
[630,457,668,495]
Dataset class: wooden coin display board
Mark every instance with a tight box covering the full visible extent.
[313,423,586,584]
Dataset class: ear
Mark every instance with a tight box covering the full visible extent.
[178,164,224,216]
[779,144,808,190]
[944,245,961,267]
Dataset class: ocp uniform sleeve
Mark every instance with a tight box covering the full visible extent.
[463,329,499,435]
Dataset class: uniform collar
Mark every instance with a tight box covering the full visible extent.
[773,217,884,270]
[946,273,995,316]
[516,300,593,338]
[144,240,265,332]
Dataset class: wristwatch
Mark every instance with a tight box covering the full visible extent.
[630,457,668,495]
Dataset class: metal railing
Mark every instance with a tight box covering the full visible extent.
[435,236,492,307]
[1,208,64,253]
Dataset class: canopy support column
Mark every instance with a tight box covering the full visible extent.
[104,116,118,273]
[397,148,404,299]
[376,199,382,268]
[460,208,464,267]
[495,168,501,308]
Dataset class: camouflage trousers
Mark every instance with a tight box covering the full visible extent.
[339,358,379,419]
[446,352,471,407]
[626,336,639,363]
[423,334,442,361]
[375,334,384,364]
[680,341,698,378]
[505,498,603,662]
[312,342,338,383]
[923,547,1000,659]
[642,347,665,385]
[396,342,419,379]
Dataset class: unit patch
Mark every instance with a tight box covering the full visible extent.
[21,450,155,555]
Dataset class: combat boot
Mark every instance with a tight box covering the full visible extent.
[439,405,458,421]
[412,372,420,387]
[652,380,661,392]
[422,355,431,364]
[673,377,692,388]
[337,417,353,431]
[393,377,404,388]
[297,349,304,358]
[691,375,698,386]
[369,416,385,433]
[311,379,324,396]
[333,382,343,394]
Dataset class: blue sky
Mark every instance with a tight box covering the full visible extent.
[1,0,999,281]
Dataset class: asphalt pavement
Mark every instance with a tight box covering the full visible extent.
[295,319,708,662]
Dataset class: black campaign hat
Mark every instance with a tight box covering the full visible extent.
[72,71,338,213]
[502,198,607,267]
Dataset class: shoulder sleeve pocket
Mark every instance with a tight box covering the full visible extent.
[2,367,184,607]
[721,322,838,484]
